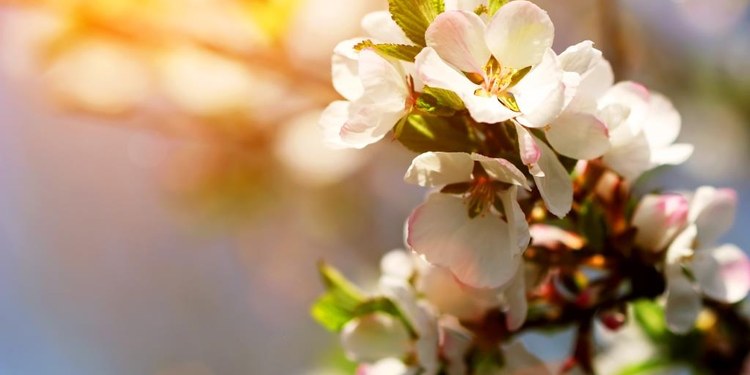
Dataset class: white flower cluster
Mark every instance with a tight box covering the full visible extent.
[315,0,749,372]
[632,186,750,333]
[341,250,549,375]
[320,0,691,293]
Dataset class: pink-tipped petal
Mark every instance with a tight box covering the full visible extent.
[693,244,750,303]
[470,153,530,189]
[546,113,610,160]
[532,136,573,218]
[426,11,491,74]
[404,152,475,187]
[632,194,690,252]
[406,193,522,289]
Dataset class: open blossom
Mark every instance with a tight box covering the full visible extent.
[544,41,613,161]
[404,151,530,288]
[599,82,694,181]
[415,1,565,126]
[320,44,417,149]
[319,8,423,150]
[351,250,540,374]
[385,249,527,330]
[662,187,750,333]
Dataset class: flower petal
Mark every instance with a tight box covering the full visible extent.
[426,10,490,74]
[463,94,519,124]
[419,266,501,322]
[664,266,701,334]
[513,125,542,171]
[689,186,737,246]
[470,153,530,189]
[380,279,440,373]
[693,244,750,303]
[484,0,554,69]
[415,47,478,95]
[380,250,416,281]
[361,11,411,45]
[319,100,352,148]
[415,48,516,124]
[642,93,681,149]
[358,49,409,111]
[650,143,693,166]
[599,82,651,143]
[666,224,698,265]
[546,112,610,160]
[357,358,416,375]
[511,49,566,127]
[340,99,405,148]
[332,38,365,101]
[631,194,690,252]
[602,130,652,181]
[500,187,531,253]
[532,136,573,217]
[441,320,472,375]
[341,312,412,362]
[404,152,475,187]
[502,268,528,331]
[558,40,613,101]
[406,193,522,288]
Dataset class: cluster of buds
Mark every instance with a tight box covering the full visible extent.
[313,0,750,373]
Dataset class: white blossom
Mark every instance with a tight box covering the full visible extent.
[663,187,750,333]
[320,45,416,149]
[404,152,531,289]
[599,82,694,181]
[415,1,565,126]
[544,40,613,161]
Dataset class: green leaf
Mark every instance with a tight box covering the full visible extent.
[632,299,668,342]
[311,262,366,332]
[389,0,445,46]
[488,0,509,16]
[394,113,481,154]
[311,293,357,332]
[423,86,465,111]
[354,40,422,62]
[354,297,417,337]
[318,261,366,301]
[416,87,465,116]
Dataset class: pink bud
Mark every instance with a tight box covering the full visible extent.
[632,194,690,252]
[599,310,627,331]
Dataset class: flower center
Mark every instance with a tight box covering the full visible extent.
[466,172,499,219]
[471,57,531,112]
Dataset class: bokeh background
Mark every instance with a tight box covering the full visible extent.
[0,0,748,374]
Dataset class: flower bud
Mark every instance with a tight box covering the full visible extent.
[632,194,689,252]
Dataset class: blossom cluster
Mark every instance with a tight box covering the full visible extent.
[314,0,750,373]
